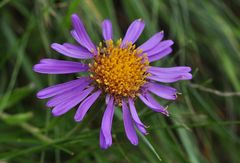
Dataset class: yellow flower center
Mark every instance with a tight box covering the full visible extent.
[89,39,149,104]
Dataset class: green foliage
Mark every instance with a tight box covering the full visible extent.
[0,0,240,162]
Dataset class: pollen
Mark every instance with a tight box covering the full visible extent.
[89,39,150,104]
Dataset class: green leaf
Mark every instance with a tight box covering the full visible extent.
[0,112,33,125]
[0,84,35,111]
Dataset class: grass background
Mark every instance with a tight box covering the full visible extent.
[0,0,240,162]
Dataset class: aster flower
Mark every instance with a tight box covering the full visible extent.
[33,14,192,149]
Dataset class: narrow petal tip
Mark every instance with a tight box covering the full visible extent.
[71,14,80,25]
[71,13,79,20]
[100,146,109,150]
[184,66,192,72]
[74,115,82,122]
[50,43,57,49]
[131,139,139,146]
[169,40,174,46]
[32,64,41,73]
[102,19,111,22]
[52,109,60,117]
[36,92,44,99]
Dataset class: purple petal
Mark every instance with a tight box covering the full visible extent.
[71,14,96,52]
[62,43,87,51]
[145,93,169,116]
[102,19,112,41]
[33,59,89,74]
[138,31,164,52]
[122,100,138,145]
[52,86,94,116]
[128,98,147,135]
[71,30,81,44]
[37,77,91,99]
[100,130,108,149]
[147,66,192,83]
[74,90,102,122]
[146,82,177,100]
[46,81,91,107]
[147,73,192,83]
[148,66,191,74]
[121,19,145,47]
[138,93,168,115]
[105,94,110,104]
[146,40,174,57]
[148,48,173,62]
[100,96,115,149]
[51,43,93,59]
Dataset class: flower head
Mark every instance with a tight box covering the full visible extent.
[33,14,192,149]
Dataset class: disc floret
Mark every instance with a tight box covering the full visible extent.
[89,39,149,104]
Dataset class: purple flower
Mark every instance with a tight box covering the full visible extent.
[33,14,192,149]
